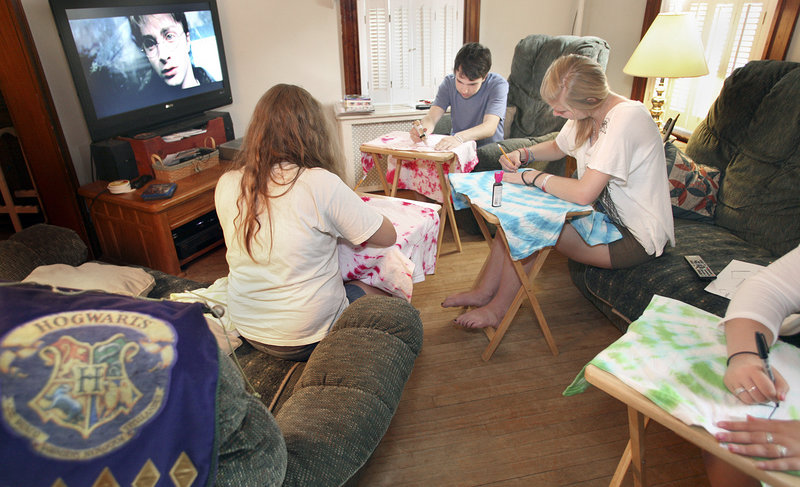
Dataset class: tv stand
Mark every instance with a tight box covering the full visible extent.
[78,163,228,276]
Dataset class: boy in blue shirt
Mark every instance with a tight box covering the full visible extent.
[411,43,508,150]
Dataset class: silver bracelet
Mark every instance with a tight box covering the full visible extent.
[454,134,464,143]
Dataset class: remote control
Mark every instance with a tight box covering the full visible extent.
[684,255,716,280]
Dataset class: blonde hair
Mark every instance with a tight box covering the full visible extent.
[540,54,609,148]
[233,84,344,260]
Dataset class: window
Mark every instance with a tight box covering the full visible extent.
[358,0,463,105]
[659,0,777,134]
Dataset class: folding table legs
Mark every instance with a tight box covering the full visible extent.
[434,162,462,261]
[471,223,560,361]
[363,152,462,270]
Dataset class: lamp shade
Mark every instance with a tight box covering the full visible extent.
[623,13,709,78]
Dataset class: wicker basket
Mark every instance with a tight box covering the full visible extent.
[151,149,220,182]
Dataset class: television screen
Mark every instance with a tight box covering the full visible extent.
[49,0,232,142]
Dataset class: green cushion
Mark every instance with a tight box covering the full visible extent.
[686,60,800,256]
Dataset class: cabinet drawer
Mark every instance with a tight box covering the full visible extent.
[166,190,215,228]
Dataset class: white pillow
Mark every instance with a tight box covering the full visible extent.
[23,262,156,297]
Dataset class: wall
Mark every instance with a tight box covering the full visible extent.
[479,0,646,95]
[19,0,800,185]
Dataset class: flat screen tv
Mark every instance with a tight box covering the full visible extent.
[49,0,232,142]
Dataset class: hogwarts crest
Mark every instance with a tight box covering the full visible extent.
[0,310,177,460]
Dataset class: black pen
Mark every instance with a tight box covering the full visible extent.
[755,331,780,408]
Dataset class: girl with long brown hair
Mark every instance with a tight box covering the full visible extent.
[215,84,396,360]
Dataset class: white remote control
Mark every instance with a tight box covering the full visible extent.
[684,255,716,280]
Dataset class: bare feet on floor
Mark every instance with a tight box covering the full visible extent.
[452,306,500,329]
[441,289,493,308]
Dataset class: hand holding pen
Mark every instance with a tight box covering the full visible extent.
[410,120,428,144]
[497,145,521,172]
[725,329,788,406]
[756,331,781,411]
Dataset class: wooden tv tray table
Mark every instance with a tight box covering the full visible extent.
[468,201,590,361]
[359,143,462,264]
[585,364,800,487]
[78,163,229,276]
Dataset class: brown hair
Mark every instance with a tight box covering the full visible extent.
[540,54,609,148]
[232,84,343,259]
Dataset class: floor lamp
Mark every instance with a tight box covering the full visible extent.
[623,12,709,130]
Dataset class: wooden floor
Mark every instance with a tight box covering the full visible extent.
[183,224,711,487]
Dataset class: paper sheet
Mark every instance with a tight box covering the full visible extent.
[704,259,765,299]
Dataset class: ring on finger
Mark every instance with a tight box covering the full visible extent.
[765,432,773,444]
[748,385,758,392]
[734,387,746,395]
[777,445,788,457]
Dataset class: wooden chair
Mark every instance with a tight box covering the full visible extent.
[0,127,41,232]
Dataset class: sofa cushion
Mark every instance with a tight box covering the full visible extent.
[23,262,156,296]
[0,240,45,281]
[665,141,720,222]
[507,34,609,139]
[686,60,800,257]
[569,219,775,333]
[9,224,88,267]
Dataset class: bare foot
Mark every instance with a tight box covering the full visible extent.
[453,306,501,329]
[442,289,493,308]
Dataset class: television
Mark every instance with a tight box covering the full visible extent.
[49,0,232,142]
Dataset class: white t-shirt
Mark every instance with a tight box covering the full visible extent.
[722,244,800,343]
[214,165,384,346]
[556,100,675,256]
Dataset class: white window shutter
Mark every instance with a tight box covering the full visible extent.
[391,3,412,104]
[362,0,391,102]
[358,0,462,106]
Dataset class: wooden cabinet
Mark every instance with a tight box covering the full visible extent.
[78,164,228,276]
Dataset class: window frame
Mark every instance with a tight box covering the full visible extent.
[340,0,480,96]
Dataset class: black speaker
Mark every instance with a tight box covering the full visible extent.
[91,138,138,181]
[206,110,235,141]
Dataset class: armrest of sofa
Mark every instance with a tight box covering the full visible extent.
[274,295,423,486]
[0,224,88,281]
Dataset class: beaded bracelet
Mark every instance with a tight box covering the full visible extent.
[518,148,530,164]
[726,350,760,366]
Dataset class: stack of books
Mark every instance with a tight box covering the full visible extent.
[338,95,374,113]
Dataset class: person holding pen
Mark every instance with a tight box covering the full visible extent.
[442,54,674,329]
[704,244,800,485]
[409,42,508,150]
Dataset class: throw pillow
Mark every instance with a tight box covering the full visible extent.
[23,262,156,297]
[664,141,721,222]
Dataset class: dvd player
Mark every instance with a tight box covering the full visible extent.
[172,210,223,261]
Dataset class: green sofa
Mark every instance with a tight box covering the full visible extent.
[569,60,800,334]
[0,223,423,486]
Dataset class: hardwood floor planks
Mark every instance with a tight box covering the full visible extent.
[182,217,711,487]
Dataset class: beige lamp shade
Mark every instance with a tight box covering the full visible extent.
[623,12,709,78]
